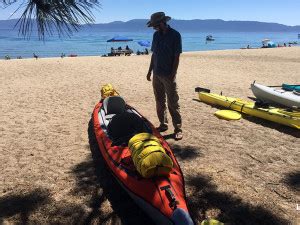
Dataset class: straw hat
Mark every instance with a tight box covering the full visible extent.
[147,12,171,27]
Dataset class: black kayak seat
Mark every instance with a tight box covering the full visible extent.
[107,112,149,146]
[103,96,126,117]
[101,96,151,145]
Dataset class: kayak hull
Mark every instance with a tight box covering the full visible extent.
[92,101,194,225]
[198,92,300,129]
[251,83,300,108]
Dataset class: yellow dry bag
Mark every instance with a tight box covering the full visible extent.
[100,83,119,99]
[128,133,173,178]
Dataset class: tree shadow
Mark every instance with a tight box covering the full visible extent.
[42,199,90,225]
[244,115,300,138]
[0,188,50,224]
[80,118,155,225]
[192,98,202,103]
[283,171,300,192]
[162,133,175,140]
[186,175,289,225]
[0,184,98,224]
[169,143,203,161]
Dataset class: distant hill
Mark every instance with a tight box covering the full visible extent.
[1,18,300,32]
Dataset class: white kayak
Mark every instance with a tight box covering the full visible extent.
[251,83,300,108]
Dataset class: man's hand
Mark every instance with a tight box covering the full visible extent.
[147,72,152,81]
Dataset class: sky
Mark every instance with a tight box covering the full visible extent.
[1,0,300,26]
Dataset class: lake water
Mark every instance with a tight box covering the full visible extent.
[0,28,299,58]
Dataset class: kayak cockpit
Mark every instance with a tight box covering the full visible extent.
[98,96,152,145]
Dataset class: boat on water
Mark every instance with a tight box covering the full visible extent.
[288,41,298,45]
[251,82,300,109]
[93,91,194,225]
[195,87,300,129]
[206,35,215,41]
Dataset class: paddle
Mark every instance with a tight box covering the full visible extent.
[268,84,300,88]
[214,110,242,120]
[252,80,300,88]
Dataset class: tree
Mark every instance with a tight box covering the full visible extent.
[1,0,100,39]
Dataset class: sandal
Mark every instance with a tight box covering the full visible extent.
[174,131,183,140]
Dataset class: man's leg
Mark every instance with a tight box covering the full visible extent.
[162,77,182,135]
[153,75,168,130]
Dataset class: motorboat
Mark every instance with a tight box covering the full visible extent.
[206,35,215,41]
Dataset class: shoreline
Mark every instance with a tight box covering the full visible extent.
[1,45,299,60]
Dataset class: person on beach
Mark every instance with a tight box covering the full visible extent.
[33,53,38,59]
[145,48,149,55]
[146,12,183,140]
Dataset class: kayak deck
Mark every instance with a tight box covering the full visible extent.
[198,92,300,129]
[93,100,193,225]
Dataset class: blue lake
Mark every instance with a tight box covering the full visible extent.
[0,28,299,58]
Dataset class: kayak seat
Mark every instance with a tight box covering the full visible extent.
[103,96,126,116]
[100,96,152,145]
[108,112,149,146]
[100,96,126,128]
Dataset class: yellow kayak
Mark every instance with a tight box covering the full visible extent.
[195,88,300,129]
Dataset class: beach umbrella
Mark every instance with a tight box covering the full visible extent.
[137,40,151,47]
[107,36,133,42]
[267,41,276,48]
[105,36,133,55]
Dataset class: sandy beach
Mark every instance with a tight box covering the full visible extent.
[0,47,299,225]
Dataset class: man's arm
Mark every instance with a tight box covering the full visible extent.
[170,53,180,81]
[147,53,154,81]
[170,31,182,81]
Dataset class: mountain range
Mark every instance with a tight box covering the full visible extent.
[0,19,299,32]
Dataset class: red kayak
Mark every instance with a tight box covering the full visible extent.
[93,96,194,225]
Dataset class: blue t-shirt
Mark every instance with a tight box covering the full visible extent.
[151,26,182,76]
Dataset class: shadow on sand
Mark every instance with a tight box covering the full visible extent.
[169,143,203,161]
[244,115,300,138]
[162,133,175,140]
[0,188,51,224]
[283,171,300,192]
[0,178,105,224]
[186,175,288,225]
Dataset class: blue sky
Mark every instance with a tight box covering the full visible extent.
[1,0,300,25]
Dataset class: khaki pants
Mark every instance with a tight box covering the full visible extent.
[152,74,182,132]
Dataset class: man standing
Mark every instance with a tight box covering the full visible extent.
[146,12,183,140]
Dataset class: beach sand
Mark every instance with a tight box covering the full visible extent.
[0,47,299,225]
